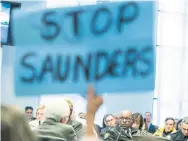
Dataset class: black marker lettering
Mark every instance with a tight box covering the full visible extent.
[20,52,37,83]
[73,54,92,82]
[66,10,84,37]
[139,47,153,77]
[95,51,109,80]
[108,49,122,77]
[117,2,138,33]
[91,7,112,36]
[41,11,60,41]
[122,48,138,77]
[38,55,54,82]
[56,55,70,82]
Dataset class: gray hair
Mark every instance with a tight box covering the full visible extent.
[182,117,188,124]
[1,105,37,141]
[44,99,70,122]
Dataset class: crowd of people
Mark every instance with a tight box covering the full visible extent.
[1,88,188,141]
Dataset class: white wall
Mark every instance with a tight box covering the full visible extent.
[155,0,188,126]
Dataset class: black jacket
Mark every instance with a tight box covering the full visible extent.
[171,130,188,141]
[103,125,140,141]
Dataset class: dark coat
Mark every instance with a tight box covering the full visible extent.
[148,123,157,134]
[171,130,188,141]
[103,125,140,141]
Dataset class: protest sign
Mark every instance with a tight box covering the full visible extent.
[13,1,156,96]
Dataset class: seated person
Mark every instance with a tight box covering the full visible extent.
[132,112,152,136]
[29,105,45,130]
[25,106,36,122]
[104,110,140,141]
[171,117,188,141]
[35,99,77,141]
[100,114,116,137]
[153,117,176,138]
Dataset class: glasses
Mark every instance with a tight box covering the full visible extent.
[106,118,114,123]
[119,117,133,121]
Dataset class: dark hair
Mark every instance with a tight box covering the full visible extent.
[25,106,33,112]
[144,118,146,122]
[102,114,114,128]
[132,113,144,130]
[165,117,175,124]
[176,119,182,130]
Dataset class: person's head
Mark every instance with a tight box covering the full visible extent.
[1,105,37,141]
[181,117,188,137]
[45,99,70,124]
[176,119,182,130]
[132,113,144,130]
[119,110,133,128]
[36,105,45,121]
[103,114,116,128]
[164,117,175,132]
[145,112,152,123]
[25,106,33,120]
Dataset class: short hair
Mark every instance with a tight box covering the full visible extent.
[145,112,152,116]
[36,105,45,112]
[182,117,188,124]
[64,98,73,109]
[165,117,175,124]
[25,106,33,112]
[44,99,70,122]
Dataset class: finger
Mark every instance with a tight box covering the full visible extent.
[87,85,95,100]
[96,96,103,106]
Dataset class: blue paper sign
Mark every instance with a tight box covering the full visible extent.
[13,1,156,96]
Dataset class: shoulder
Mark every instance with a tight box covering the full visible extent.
[171,130,181,137]
[61,123,75,130]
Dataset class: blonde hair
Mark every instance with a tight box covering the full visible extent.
[64,98,73,109]
[36,105,45,112]
[1,105,37,141]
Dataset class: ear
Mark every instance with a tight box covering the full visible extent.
[60,118,66,124]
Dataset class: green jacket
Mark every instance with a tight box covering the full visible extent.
[36,118,77,141]
[67,120,84,141]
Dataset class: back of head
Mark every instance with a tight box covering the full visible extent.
[44,99,70,122]
[1,105,37,141]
